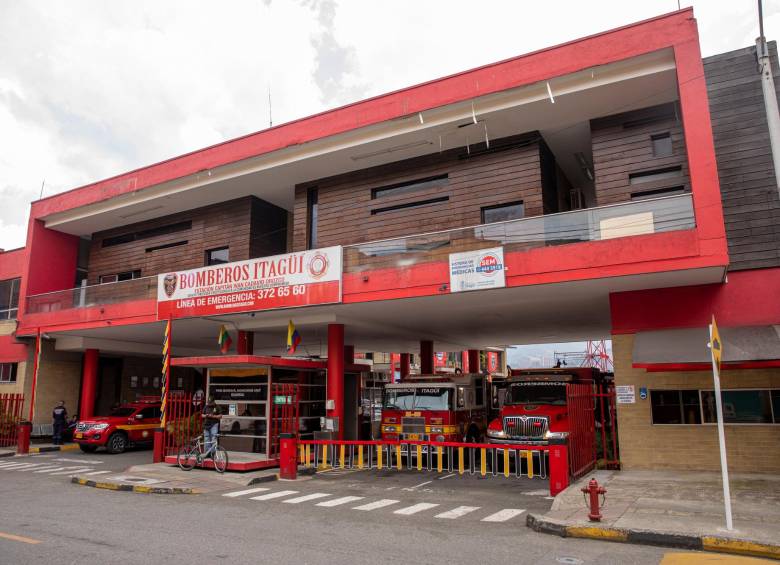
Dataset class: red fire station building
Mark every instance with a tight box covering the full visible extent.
[1,9,778,471]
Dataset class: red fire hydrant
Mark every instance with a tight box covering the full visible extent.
[582,477,607,522]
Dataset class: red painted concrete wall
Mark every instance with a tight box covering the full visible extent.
[0,247,25,280]
[610,267,780,333]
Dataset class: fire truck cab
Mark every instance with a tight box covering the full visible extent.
[487,368,597,445]
[381,374,487,443]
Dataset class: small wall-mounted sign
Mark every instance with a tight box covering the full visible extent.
[639,387,648,400]
[615,385,636,404]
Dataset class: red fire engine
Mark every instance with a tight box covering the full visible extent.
[487,368,598,445]
[381,374,488,443]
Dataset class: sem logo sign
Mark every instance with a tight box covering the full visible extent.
[448,247,506,293]
[476,253,503,277]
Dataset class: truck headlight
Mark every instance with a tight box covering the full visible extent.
[429,426,443,433]
[487,428,506,439]
[544,431,568,440]
[93,423,109,431]
[383,425,397,432]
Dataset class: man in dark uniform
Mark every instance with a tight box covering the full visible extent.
[52,400,68,445]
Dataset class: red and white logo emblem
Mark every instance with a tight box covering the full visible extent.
[476,253,502,277]
[163,273,178,297]
[307,252,329,279]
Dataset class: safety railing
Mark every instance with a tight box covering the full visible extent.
[0,393,24,448]
[25,276,158,315]
[293,438,569,490]
[343,193,695,273]
[163,391,203,456]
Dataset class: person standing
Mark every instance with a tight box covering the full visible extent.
[201,396,222,458]
[52,401,68,445]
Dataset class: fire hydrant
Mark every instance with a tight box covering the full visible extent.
[582,477,607,522]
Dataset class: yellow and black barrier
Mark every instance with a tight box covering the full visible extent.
[298,439,548,480]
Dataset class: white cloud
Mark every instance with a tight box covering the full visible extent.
[0,0,776,249]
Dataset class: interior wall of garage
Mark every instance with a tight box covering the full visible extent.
[613,333,780,473]
[27,341,83,426]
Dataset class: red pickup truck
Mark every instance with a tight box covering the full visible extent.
[73,400,161,454]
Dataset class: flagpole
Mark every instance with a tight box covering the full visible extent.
[710,321,733,531]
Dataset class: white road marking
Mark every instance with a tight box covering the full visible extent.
[0,463,39,470]
[14,464,59,471]
[250,490,299,501]
[393,503,440,515]
[283,493,332,504]
[353,499,400,511]
[81,470,112,476]
[435,506,481,519]
[480,509,525,522]
[437,473,457,480]
[222,487,271,498]
[33,466,81,473]
[54,458,103,464]
[404,480,433,490]
[316,496,364,507]
[48,467,93,476]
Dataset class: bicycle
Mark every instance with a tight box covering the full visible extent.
[177,433,229,473]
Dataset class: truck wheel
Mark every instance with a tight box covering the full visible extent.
[79,444,98,453]
[106,432,128,454]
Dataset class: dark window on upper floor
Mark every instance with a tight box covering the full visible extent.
[307,188,319,250]
[0,278,20,320]
[74,237,91,287]
[99,270,142,284]
[371,175,449,199]
[630,186,687,201]
[629,166,683,185]
[651,132,673,157]
[650,390,701,424]
[370,196,449,215]
[0,363,17,383]
[146,240,188,253]
[481,201,525,224]
[206,247,230,266]
[102,221,192,248]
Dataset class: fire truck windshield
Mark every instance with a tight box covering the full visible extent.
[383,387,452,410]
[507,383,567,405]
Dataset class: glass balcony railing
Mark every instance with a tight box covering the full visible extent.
[342,193,695,273]
[23,193,694,315]
[25,276,158,315]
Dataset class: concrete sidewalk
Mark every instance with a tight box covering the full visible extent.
[72,461,282,494]
[527,469,780,559]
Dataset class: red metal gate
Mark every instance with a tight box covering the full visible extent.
[566,383,596,479]
[163,391,203,456]
[0,393,24,448]
[270,383,298,459]
[595,382,620,469]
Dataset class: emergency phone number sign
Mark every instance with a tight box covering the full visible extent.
[156,246,342,320]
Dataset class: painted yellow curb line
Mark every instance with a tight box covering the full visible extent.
[702,536,780,560]
[72,477,199,495]
[29,443,80,454]
[567,525,628,542]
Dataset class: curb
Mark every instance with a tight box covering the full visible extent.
[526,514,780,561]
[0,451,15,458]
[31,444,80,454]
[71,476,198,495]
[248,473,280,485]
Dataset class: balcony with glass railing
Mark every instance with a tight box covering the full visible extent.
[342,193,695,273]
[23,193,695,317]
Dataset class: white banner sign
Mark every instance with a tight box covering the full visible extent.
[157,246,342,319]
[449,247,506,293]
[615,385,636,404]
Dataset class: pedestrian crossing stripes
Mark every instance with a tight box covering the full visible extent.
[0,460,108,476]
[220,487,527,523]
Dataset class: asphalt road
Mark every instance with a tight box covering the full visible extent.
[0,452,695,565]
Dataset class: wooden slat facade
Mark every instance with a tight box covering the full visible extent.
[704,42,780,271]
[590,103,690,206]
[292,133,554,252]
[87,196,287,283]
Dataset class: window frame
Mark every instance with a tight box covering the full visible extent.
[649,389,702,425]
[0,278,20,320]
[700,388,779,426]
[0,363,18,384]
[481,201,525,224]
[307,188,319,249]
[99,270,142,284]
[205,246,230,266]
[651,132,673,157]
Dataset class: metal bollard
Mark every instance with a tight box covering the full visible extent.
[16,421,32,455]
[279,433,298,480]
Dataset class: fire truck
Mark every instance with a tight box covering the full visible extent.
[486,368,598,445]
[381,374,488,443]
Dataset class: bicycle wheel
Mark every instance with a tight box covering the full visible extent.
[212,446,229,473]
[177,444,197,471]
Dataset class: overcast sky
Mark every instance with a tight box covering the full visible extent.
[1,0,777,250]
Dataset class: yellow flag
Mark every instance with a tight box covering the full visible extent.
[710,315,722,373]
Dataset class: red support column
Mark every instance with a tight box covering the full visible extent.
[79,349,99,420]
[420,340,434,375]
[236,330,254,355]
[467,349,480,374]
[327,324,345,440]
[344,345,355,365]
[399,353,411,381]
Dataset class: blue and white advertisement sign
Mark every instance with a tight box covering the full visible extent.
[449,247,506,293]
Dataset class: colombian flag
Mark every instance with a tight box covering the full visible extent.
[287,320,301,355]
[218,325,232,354]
